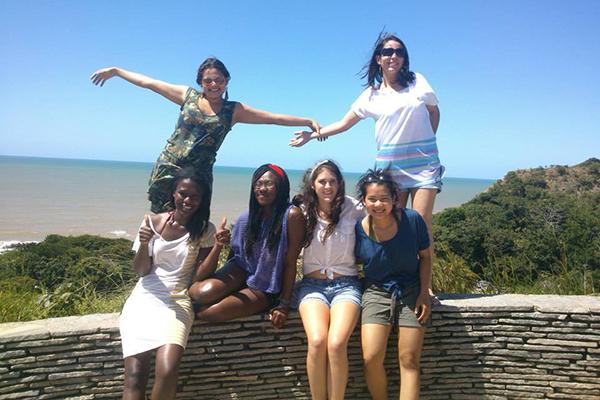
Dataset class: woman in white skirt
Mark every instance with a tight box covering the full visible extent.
[119,167,230,400]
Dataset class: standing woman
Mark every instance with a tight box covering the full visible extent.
[355,169,432,400]
[91,58,319,213]
[293,160,364,400]
[189,164,305,329]
[120,167,230,400]
[290,33,442,279]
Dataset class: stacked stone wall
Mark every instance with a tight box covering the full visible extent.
[1,295,599,399]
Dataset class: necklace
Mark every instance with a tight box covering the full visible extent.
[368,214,399,241]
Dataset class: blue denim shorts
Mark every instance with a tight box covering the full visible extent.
[296,276,362,308]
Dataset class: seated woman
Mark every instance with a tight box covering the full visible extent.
[293,160,364,400]
[119,167,230,400]
[189,163,305,328]
[355,168,432,400]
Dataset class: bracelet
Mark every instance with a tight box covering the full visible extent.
[277,298,291,309]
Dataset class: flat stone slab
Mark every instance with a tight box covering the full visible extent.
[431,294,600,313]
[2,295,599,341]
[0,313,120,341]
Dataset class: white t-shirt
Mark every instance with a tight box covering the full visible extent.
[351,72,444,189]
[302,196,365,278]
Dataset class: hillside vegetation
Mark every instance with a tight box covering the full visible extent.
[433,158,599,294]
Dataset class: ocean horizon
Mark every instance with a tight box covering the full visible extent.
[0,155,495,243]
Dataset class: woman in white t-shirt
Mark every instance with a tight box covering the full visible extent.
[292,160,364,400]
[290,33,443,296]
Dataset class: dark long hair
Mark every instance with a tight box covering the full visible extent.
[196,57,231,100]
[360,32,416,89]
[356,168,400,206]
[245,164,291,257]
[171,167,212,242]
[294,160,345,247]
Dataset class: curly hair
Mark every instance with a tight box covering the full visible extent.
[356,168,400,206]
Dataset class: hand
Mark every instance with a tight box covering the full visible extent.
[269,306,289,329]
[90,67,118,87]
[214,217,231,246]
[415,291,431,325]
[138,215,154,245]
[289,130,313,147]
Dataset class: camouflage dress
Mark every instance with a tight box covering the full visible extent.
[148,88,238,213]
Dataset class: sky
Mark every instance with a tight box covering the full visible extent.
[1,0,598,179]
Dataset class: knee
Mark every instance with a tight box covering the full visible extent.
[189,281,217,304]
[327,336,349,360]
[123,365,148,391]
[399,351,421,372]
[154,362,180,384]
[306,333,327,358]
[363,350,385,370]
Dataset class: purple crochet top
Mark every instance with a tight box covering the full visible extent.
[229,206,291,294]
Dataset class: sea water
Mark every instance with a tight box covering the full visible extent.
[0,156,495,242]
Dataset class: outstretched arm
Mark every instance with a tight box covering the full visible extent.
[232,103,320,133]
[289,109,361,147]
[269,206,305,328]
[90,67,188,106]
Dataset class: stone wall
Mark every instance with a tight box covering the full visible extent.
[1,294,599,399]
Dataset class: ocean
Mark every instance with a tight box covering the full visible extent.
[0,156,495,243]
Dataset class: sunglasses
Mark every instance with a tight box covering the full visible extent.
[379,48,405,57]
[202,77,226,85]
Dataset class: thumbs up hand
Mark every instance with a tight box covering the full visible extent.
[215,217,231,247]
[139,214,154,244]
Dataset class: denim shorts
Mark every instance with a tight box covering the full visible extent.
[296,276,362,308]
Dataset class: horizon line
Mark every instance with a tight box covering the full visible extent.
[0,154,498,182]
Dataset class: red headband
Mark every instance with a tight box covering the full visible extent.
[267,163,285,178]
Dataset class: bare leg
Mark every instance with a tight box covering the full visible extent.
[408,188,436,247]
[150,344,184,400]
[398,191,410,209]
[197,287,271,322]
[398,327,426,400]
[410,188,439,302]
[189,262,247,306]
[327,301,360,400]
[361,323,392,400]
[122,351,152,400]
[299,300,330,400]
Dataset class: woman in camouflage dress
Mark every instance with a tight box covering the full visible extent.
[91,58,320,213]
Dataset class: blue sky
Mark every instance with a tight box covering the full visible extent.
[1,0,598,179]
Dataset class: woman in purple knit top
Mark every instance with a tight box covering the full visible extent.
[189,164,305,328]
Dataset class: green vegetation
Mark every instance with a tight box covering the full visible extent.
[0,235,137,322]
[432,158,599,295]
[0,235,233,323]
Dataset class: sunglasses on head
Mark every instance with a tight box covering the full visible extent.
[379,47,405,57]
